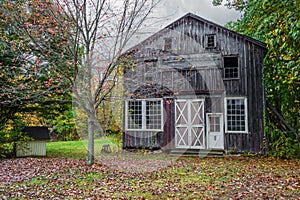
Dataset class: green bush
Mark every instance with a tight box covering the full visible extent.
[109,133,123,152]
[51,110,78,141]
[267,123,299,159]
[0,117,30,157]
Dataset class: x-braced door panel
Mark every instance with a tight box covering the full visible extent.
[175,99,205,149]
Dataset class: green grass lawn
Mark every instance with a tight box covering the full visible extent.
[46,136,122,159]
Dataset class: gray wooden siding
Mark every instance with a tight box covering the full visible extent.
[224,42,265,153]
[123,131,163,149]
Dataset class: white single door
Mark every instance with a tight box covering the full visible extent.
[206,113,224,149]
[175,99,205,149]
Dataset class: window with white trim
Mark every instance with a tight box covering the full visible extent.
[126,99,163,131]
[225,98,248,133]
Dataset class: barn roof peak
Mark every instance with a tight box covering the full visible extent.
[164,12,266,48]
[127,12,266,52]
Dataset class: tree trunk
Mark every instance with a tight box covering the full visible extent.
[87,115,95,165]
[87,99,97,165]
[86,103,103,165]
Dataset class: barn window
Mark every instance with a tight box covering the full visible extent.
[145,75,153,82]
[224,56,239,79]
[205,34,216,48]
[225,98,248,133]
[126,99,163,131]
[164,38,173,51]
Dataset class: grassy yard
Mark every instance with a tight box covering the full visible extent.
[1,139,299,199]
[46,136,122,159]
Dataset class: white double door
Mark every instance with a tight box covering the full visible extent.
[175,99,205,149]
[175,99,224,150]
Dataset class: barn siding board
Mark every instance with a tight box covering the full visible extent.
[242,39,247,94]
[247,134,251,152]
[241,134,245,152]
[163,98,175,150]
[235,134,240,152]
[253,46,259,151]
[231,134,236,151]
[247,133,251,152]
[133,132,137,147]
[143,133,147,148]
[247,43,253,137]
[240,135,243,152]
[225,132,259,153]
[123,131,164,149]
[239,134,244,152]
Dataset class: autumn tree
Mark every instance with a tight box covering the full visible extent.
[1,0,73,117]
[0,0,66,148]
[7,0,160,164]
[214,0,300,157]
[0,0,72,154]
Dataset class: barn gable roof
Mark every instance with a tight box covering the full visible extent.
[127,12,266,53]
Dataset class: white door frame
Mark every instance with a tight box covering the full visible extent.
[206,113,224,150]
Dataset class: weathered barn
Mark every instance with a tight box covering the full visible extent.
[122,13,267,154]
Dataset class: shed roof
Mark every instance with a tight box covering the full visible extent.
[23,126,50,140]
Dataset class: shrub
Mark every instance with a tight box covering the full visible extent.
[0,117,30,157]
[266,123,299,159]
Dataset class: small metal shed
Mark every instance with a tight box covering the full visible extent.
[16,126,50,157]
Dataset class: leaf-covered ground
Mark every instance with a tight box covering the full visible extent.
[0,155,299,199]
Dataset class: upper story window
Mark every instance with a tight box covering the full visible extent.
[224,56,239,79]
[164,37,173,51]
[205,34,216,48]
[145,75,153,82]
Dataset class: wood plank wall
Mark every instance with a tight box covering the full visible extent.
[123,131,163,149]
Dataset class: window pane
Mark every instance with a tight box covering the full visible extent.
[146,100,162,129]
[215,124,220,132]
[128,101,142,129]
[207,36,214,47]
[224,57,239,79]
[164,38,172,51]
[209,116,221,132]
[205,34,216,48]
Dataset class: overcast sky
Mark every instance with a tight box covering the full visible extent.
[132,0,242,43]
[124,0,243,49]
[156,0,241,26]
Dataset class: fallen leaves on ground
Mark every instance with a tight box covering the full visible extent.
[0,155,299,199]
